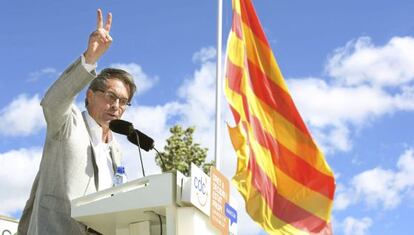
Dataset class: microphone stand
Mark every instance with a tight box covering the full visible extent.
[133,131,146,177]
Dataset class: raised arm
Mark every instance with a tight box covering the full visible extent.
[84,9,113,64]
[41,9,113,135]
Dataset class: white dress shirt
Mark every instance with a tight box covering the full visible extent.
[84,111,115,191]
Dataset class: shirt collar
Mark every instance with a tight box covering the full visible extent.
[84,111,113,146]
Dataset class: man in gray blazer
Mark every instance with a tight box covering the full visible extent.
[18,9,136,235]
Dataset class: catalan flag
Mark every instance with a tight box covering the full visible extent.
[224,0,335,234]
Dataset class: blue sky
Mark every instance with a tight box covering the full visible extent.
[1,1,414,234]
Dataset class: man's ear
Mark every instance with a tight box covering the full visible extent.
[86,89,94,105]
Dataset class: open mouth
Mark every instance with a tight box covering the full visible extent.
[107,113,117,119]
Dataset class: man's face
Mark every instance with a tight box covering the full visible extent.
[87,78,131,129]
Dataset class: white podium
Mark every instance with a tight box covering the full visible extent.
[71,172,219,235]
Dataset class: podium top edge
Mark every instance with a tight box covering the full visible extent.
[0,214,19,223]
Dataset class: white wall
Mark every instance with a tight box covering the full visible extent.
[0,217,18,235]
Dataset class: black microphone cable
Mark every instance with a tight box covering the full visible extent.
[144,211,164,235]
[157,213,163,235]
[153,147,167,172]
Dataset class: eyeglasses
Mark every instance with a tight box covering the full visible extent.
[95,89,131,108]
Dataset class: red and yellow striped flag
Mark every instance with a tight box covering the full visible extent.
[224,0,335,234]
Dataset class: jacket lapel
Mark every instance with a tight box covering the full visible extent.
[89,144,100,192]
[109,142,122,173]
[82,111,100,191]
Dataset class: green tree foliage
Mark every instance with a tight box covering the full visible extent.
[155,125,215,176]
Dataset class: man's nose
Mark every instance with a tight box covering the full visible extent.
[110,99,121,109]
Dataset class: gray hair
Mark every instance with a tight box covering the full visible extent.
[85,68,137,106]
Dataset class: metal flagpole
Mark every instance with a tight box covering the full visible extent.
[214,0,223,171]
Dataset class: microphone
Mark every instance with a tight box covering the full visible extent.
[109,119,154,152]
[108,119,133,135]
[109,119,167,176]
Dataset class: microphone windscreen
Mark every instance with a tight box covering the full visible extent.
[127,130,155,152]
[109,119,133,135]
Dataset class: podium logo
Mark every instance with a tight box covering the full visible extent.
[194,176,209,206]
[2,230,12,235]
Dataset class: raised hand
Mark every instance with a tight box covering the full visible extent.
[84,9,113,64]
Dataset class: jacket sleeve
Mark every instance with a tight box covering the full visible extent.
[41,57,96,137]
[17,172,40,235]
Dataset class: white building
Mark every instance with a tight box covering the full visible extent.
[0,215,18,235]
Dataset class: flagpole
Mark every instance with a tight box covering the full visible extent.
[214,0,223,171]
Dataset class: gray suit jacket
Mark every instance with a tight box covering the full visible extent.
[18,58,122,235]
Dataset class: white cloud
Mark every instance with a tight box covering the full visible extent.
[192,47,217,63]
[178,61,216,126]
[288,79,394,128]
[335,149,414,211]
[178,60,217,155]
[395,85,414,110]
[287,78,400,152]
[333,183,353,210]
[394,149,414,193]
[352,168,401,209]
[342,216,372,235]
[326,36,414,87]
[124,103,183,135]
[313,124,352,152]
[0,94,45,137]
[0,147,42,216]
[109,63,158,95]
[28,67,58,82]
[287,36,414,152]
